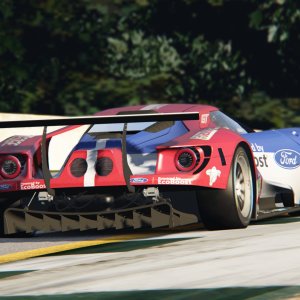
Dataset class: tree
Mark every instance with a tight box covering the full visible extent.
[0,0,299,128]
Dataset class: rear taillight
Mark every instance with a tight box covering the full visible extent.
[0,155,21,179]
[175,148,199,172]
[70,158,88,177]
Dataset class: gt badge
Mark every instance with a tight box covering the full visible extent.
[206,166,221,186]
[201,114,209,124]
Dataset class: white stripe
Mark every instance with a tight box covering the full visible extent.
[84,150,97,187]
[84,140,108,187]
[95,139,108,150]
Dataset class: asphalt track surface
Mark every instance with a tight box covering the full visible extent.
[0,216,300,299]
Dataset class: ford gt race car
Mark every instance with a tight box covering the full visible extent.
[0,104,299,235]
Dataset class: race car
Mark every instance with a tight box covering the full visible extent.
[0,103,299,235]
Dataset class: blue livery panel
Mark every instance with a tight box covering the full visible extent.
[75,121,188,154]
[243,128,300,170]
[243,130,296,153]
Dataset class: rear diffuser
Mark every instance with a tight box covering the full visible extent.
[3,202,199,235]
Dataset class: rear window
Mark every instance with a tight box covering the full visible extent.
[210,111,248,134]
[89,120,175,134]
[89,122,155,133]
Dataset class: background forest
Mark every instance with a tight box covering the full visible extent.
[0,0,299,129]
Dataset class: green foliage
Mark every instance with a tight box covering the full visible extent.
[248,0,300,100]
[236,92,300,129]
[106,31,181,79]
[168,35,250,103]
[250,0,300,44]
[0,0,299,128]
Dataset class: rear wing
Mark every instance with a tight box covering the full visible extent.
[0,112,199,128]
[0,112,199,195]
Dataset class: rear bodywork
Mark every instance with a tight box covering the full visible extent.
[1,104,298,234]
[0,104,253,234]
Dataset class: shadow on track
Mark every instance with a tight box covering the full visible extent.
[253,215,300,225]
[0,286,299,300]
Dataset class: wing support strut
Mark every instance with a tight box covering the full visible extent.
[41,126,55,196]
[122,123,135,193]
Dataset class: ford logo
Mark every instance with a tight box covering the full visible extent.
[274,149,300,169]
[0,184,12,190]
[130,178,148,183]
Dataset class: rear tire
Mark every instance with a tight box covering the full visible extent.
[198,146,255,229]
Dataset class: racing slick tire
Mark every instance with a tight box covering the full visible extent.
[197,145,255,230]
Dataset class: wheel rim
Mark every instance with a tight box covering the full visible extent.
[234,151,253,219]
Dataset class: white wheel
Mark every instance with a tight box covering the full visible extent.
[234,148,253,223]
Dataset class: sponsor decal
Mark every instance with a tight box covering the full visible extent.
[201,114,209,124]
[2,135,33,146]
[158,177,192,185]
[20,181,46,190]
[130,178,148,183]
[190,128,218,141]
[206,166,221,186]
[0,184,12,190]
[274,149,300,169]
[251,143,264,152]
[254,154,268,168]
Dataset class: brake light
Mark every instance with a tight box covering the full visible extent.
[175,148,199,172]
[0,155,21,179]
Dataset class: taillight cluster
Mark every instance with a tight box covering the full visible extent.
[175,148,200,172]
[0,155,21,179]
[70,157,113,177]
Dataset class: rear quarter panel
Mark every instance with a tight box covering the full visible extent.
[131,128,252,189]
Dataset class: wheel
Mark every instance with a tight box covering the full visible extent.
[198,145,255,229]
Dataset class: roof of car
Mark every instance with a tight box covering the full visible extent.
[95,103,218,116]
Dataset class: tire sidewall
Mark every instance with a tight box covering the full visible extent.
[231,146,254,226]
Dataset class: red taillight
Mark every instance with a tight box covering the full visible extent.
[0,155,21,179]
[175,148,199,172]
